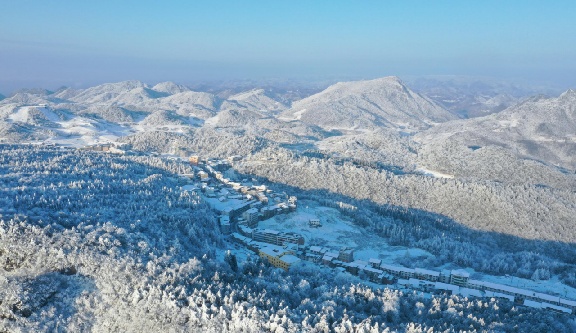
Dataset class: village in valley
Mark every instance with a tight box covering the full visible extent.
[178,153,576,316]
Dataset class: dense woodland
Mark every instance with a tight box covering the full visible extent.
[237,147,576,285]
[1,145,575,332]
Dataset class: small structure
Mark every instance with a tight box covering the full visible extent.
[439,269,451,283]
[322,254,337,266]
[198,171,209,180]
[434,282,459,295]
[343,261,365,275]
[414,268,440,282]
[338,247,354,263]
[308,219,322,228]
[219,216,231,234]
[243,208,260,228]
[238,225,253,237]
[228,155,242,163]
[362,266,385,283]
[204,187,216,197]
[256,193,269,204]
[189,155,199,165]
[252,228,305,246]
[369,258,382,268]
[380,264,415,279]
[450,269,470,287]
[258,245,299,271]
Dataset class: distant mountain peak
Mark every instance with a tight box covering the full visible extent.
[560,88,576,99]
[105,80,147,89]
[279,76,455,131]
[221,88,286,113]
[228,88,267,100]
[11,88,54,96]
[152,81,191,95]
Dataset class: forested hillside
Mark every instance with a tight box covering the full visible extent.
[2,145,574,332]
[237,148,576,282]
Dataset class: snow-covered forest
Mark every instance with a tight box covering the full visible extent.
[1,145,575,332]
[237,148,576,284]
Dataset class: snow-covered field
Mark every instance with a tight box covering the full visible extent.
[415,167,454,179]
[259,199,434,264]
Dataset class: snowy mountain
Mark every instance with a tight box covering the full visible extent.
[77,105,144,123]
[139,109,191,127]
[151,81,192,95]
[0,102,133,146]
[416,89,576,172]
[2,92,55,105]
[279,76,456,132]
[205,108,268,128]
[66,80,148,104]
[220,88,287,113]
[159,91,220,119]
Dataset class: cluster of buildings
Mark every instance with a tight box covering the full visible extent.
[181,155,576,316]
[231,233,302,271]
[184,156,304,271]
[230,216,575,314]
[319,255,576,315]
[228,216,576,314]
[79,142,129,154]
[256,244,301,271]
[188,157,298,235]
[238,226,305,246]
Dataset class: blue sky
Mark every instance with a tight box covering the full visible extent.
[1,0,575,92]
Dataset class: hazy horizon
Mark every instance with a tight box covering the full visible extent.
[2,1,575,94]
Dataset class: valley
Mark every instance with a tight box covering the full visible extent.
[189,154,576,314]
[1,76,576,331]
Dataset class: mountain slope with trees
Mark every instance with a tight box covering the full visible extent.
[1,145,575,332]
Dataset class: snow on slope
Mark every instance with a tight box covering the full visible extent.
[152,81,191,95]
[159,91,219,118]
[279,76,456,132]
[8,106,61,124]
[0,102,133,147]
[139,110,190,127]
[62,81,219,120]
[416,89,576,170]
[2,93,53,105]
[68,80,148,104]
[220,88,287,113]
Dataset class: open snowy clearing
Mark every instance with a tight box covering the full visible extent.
[258,199,434,263]
[415,167,454,179]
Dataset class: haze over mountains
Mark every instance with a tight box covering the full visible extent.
[1,76,574,172]
[2,76,576,202]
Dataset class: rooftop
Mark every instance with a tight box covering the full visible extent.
[280,254,301,264]
[451,269,470,278]
[260,244,289,257]
[415,268,440,276]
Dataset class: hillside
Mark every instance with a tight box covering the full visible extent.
[416,89,576,174]
[220,88,287,113]
[1,145,574,332]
